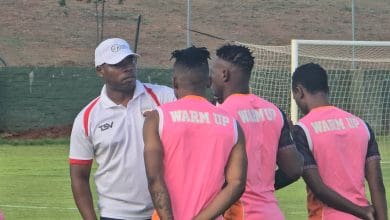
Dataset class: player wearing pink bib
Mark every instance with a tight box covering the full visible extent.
[291,63,387,220]
[210,44,303,220]
[143,46,248,220]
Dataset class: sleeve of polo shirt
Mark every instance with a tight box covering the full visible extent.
[292,125,317,168]
[277,108,294,149]
[365,122,381,161]
[69,112,94,165]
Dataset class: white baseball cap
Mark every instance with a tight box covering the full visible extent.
[95,38,139,67]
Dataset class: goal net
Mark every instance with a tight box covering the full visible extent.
[238,40,390,161]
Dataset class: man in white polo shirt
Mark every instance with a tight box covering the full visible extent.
[69,38,176,220]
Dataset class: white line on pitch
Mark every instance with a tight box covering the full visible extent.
[0,204,77,210]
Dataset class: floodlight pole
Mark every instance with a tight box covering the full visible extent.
[134,15,142,53]
[352,0,356,68]
[187,0,192,47]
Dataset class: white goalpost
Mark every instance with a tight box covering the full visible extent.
[238,39,390,161]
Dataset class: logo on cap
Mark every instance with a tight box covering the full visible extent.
[111,44,127,52]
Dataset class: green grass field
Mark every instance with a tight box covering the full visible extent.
[0,141,389,220]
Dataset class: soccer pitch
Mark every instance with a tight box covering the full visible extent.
[0,143,389,220]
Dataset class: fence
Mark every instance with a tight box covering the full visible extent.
[0,67,171,131]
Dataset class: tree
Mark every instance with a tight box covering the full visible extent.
[59,0,109,45]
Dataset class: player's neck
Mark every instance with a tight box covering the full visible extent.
[177,89,206,99]
[307,93,331,112]
[106,86,135,106]
[223,86,250,101]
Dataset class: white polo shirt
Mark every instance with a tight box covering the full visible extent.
[69,80,176,219]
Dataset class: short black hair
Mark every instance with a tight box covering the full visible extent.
[216,44,254,74]
[292,63,329,94]
[171,46,210,68]
[170,46,210,90]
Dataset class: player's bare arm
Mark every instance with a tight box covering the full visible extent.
[303,168,375,220]
[143,110,174,220]
[193,123,247,220]
[274,145,303,190]
[275,114,303,190]
[70,164,97,220]
[365,159,388,220]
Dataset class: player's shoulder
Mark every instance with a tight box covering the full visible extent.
[143,82,172,92]
[252,94,281,109]
[257,96,286,118]
[74,96,101,122]
[214,103,236,119]
[81,96,101,112]
[264,98,281,110]
[327,107,366,124]
[341,108,363,120]
[142,82,175,102]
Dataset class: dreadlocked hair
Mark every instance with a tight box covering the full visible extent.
[170,46,210,68]
[216,44,254,74]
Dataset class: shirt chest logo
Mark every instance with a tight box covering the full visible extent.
[98,121,114,131]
